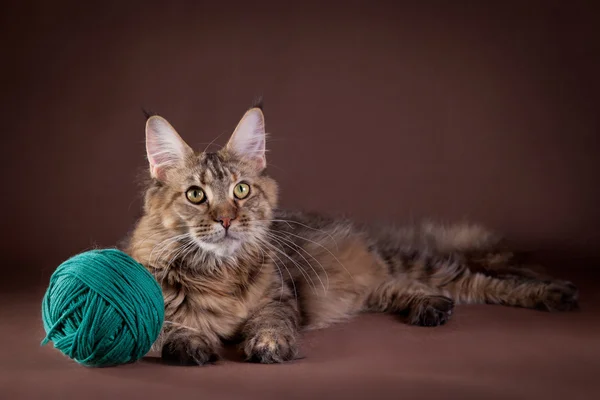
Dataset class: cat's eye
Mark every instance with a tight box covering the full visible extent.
[186,187,206,204]
[233,182,251,199]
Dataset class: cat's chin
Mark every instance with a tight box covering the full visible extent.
[196,236,243,258]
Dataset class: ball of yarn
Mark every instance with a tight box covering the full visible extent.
[41,249,164,367]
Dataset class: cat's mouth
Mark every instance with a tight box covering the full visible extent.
[216,233,237,243]
[202,230,240,244]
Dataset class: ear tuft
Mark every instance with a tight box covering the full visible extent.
[251,95,264,111]
[226,108,266,170]
[142,107,158,120]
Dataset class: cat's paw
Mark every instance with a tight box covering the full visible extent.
[409,295,454,327]
[537,281,579,312]
[161,338,218,366]
[244,328,298,364]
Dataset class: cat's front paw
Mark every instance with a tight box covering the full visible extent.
[161,338,218,366]
[244,328,298,364]
[409,295,454,327]
[538,281,579,312]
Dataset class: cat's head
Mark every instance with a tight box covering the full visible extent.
[142,105,278,259]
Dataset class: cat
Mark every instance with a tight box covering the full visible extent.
[125,100,579,365]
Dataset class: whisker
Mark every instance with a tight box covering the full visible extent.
[271,229,355,282]
[163,237,196,280]
[148,233,191,272]
[129,225,191,253]
[253,218,341,250]
[149,233,189,261]
[257,238,300,304]
[256,237,316,296]
[266,249,286,303]
[254,238,287,302]
[264,231,328,293]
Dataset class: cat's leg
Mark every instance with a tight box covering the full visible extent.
[241,292,301,364]
[370,222,579,312]
[463,248,555,280]
[365,279,455,326]
[442,249,579,310]
[442,270,579,311]
[161,326,221,366]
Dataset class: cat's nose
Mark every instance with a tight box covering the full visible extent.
[218,217,233,230]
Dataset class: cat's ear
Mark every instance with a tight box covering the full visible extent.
[145,116,193,181]
[225,107,266,170]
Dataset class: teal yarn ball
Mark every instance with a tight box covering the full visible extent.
[41,249,164,367]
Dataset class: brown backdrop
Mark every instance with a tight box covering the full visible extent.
[2,2,600,399]
[2,0,599,288]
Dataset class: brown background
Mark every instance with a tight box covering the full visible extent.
[1,1,600,399]
[2,1,599,284]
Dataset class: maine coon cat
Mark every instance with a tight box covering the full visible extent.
[126,101,579,365]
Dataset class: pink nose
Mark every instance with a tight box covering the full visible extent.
[219,217,232,229]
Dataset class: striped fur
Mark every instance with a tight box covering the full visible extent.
[125,106,579,365]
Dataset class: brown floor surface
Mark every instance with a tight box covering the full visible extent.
[2,268,599,400]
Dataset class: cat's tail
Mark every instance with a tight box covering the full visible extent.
[419,221,501,253]
[371,220,540,280]
[418,221,547,277]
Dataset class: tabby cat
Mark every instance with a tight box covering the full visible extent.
[126,101,579,365]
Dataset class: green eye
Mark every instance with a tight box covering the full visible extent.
[186,187,206,204]
[233,183,251,199]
